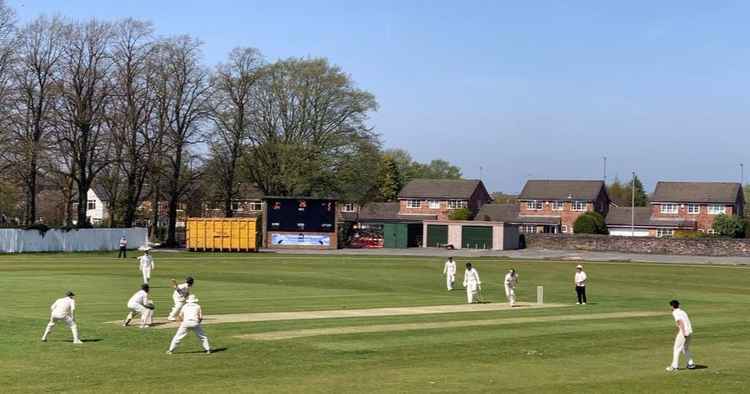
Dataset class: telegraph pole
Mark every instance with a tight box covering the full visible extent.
[603,156,607,182]
[631,171,636,236]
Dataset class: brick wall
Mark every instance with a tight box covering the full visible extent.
[525,233,750,257]
[518,201,592,233]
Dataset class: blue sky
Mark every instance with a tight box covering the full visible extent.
[9,1,750,192]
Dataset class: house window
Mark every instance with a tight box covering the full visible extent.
[87,200,96,210]
[428,200,441,209]
[527,200,543,210]
[341,203,356,213]
[657,229,673,238]
[520,224,537,233]
[552,201,564,211]
[448,200,467,209]
[561,224,568,233]
[687,204,700,214]
[707,229,716,235]
[231,201,241,211]
[572,201,587,211]
[249,202,263,211]
[660,203,678,214]
[407,200,421,209]
[708,205,726,215]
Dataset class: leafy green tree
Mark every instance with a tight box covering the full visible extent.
[448,207,472,220]
[573,212,608,234]
[608,175,648,207]
[712,214,745,238]
[376,155,402,202]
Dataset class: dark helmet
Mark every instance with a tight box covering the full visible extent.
[141,284,150,292]
[65,290,75,297]
[186,276,195,285]
[465,263,472,269]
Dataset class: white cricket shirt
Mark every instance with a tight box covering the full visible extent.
[180,303,202,325]
[173,283,190,302]
[575,271,587,286]
[505,273,518,288]
[51,297,75,318]
[672,309,693,336]
[139,255,153,270]
[128,290,149,306]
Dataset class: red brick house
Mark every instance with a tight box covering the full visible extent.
[397,179,492,220]
[512,180,610,234]
[608,182,744,237]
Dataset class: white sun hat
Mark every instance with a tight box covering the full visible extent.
[186,294,199,303]
[576,264,583,269]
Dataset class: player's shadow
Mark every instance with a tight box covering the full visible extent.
[690,365,708,370]
[183,347,227,354]
[68,339,102,343]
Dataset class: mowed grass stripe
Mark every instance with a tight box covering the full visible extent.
[237,310,663,340]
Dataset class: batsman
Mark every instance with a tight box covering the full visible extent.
[168,276,194,321]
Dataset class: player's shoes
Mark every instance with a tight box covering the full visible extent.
[140,325,150,329]
[166,350,173,354]
[73,340,83,345]
[41,337,47,342]
[576,302,581,305]
[582,302,587,305]
[123,319,131,327]
[687,363,696,369]
[167,317,177,322]
[665,366,677,372]
[205,350,211,354]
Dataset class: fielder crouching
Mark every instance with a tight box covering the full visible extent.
[124,284,155,328]
[41,290,82,344]
[167,294,211,354]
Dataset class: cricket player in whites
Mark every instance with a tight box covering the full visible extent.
[137,249,154,284]
[443,257,457,290]
[168,276,194,321]
[167,294,211,354]
[667,300,696,371]
[504,268,519,306]
[463,263,481,303]
[41,291,82,344]
[123,284,155,328]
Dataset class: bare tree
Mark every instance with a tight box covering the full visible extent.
[208,47,264,217]
[1,17,65,225]
[154,36,211,246]
[54,20,114,227]
[108,18,156,227]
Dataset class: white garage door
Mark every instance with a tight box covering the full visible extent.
[609,228,650,237]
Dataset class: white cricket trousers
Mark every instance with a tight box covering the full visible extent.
[466,283,478,303]
[141,269,151,284]
[169,323,210,352]
[672,333,694,369]
[42,315,80,342]
[446,274,455,290]
[505,285,516,305]
[168,301,185,320]
[126,303,153,327]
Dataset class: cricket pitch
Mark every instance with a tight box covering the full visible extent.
[109,302,567,328]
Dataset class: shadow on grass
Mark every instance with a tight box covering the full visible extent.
[690,365,709,370]
[178,347,228,355]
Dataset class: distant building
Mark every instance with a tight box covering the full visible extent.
[608,181,744,237]
[483,180,610,234]
[397,179,492,220]
[201,183,264,217]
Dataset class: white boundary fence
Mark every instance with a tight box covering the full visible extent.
[0,228,148,253]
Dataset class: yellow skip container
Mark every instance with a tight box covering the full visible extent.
[186,217,259,252]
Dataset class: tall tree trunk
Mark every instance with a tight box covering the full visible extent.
[165,148,182,246]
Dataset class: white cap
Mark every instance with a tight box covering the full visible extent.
[576,264,583,269]
[186,294,199,303]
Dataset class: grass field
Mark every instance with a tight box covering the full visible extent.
[2,251,749,393]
